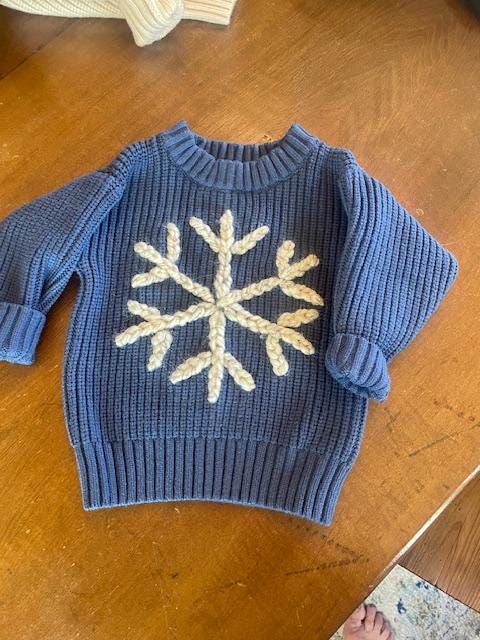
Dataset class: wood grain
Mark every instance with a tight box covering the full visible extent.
[0,1,479,638]
[401,474,480,612]
[0,9,72,79]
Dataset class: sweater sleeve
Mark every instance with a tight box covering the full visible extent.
[0,168,125,365]
[325,157,458,402]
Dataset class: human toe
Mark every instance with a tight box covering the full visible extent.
[343,602,366,634]
[379,620,392,640]
[364,604,377,633]
[350,603,366,625]
[373,611,386,632]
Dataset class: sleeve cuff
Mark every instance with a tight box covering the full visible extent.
[325,333,390,401]
[0,302,46,365]
[183,0,237,24]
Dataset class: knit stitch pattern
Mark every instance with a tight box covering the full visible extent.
[0,120,458,524]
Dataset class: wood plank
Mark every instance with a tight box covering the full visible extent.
[401,474,480,612]
[0,1,479,638]
[0,6,72,79]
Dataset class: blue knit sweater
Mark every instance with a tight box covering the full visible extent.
[0,120,457,524]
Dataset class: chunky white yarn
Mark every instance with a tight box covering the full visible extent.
[1,0,238,46]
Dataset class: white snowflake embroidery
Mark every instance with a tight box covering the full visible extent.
[115,209,324,403]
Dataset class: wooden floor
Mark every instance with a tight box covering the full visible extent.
[1,2,480,639]
[401,474,480,612]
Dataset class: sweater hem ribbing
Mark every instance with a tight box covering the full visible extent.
[73,437,352,525]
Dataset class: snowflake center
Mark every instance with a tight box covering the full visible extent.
[215,296,231,310]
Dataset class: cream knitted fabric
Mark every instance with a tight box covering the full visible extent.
[183,0,236,25]
[1,0,238,46]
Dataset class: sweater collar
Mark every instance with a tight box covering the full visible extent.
[160,119,320,191]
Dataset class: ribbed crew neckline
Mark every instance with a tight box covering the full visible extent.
[160,119,321,190]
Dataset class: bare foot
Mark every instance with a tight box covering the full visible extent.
[343,603,394,640]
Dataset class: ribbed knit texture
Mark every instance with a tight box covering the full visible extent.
[0,120,458,524]
[1,0,238,46]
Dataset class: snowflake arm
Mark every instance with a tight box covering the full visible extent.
[266,308,320,375]
[224,303,316,355]
[148,330,173,371]
[190,213,269,256]
[231,226,270,255]
[115,300,214,346]
[189,217,220,252]
[115,228,216,366]
[170,350,255,399]
[170,351,212,382]
[221,241,324,307]
[132,238,214,303]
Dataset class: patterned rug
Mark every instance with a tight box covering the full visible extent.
[330,565,480,639]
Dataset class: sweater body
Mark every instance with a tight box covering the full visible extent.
[0,120,457,524]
